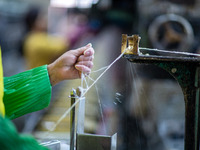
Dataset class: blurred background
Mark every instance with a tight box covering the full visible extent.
[1,0,200,150]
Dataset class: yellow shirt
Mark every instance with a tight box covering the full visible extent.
[24,32,67,69]
[0,50,5,116]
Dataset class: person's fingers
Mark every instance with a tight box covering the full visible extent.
[84,47,95,56]
[75,65,91,73]
[77,55,94,62]
[75,61,93,69]
[72,43,92,56]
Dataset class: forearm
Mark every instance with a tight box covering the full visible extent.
[3,65,52,119]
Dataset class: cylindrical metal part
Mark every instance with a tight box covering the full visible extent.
[70,89,76,150]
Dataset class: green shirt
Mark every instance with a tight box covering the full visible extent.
[0,65,52,150]
[4,65,52,119]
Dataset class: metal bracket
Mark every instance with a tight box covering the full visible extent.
[69,87,117,150]
[76,133,117,150]
[121,34,141,55]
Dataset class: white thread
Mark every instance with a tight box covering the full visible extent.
[91,66,108,73]
[139,47,200,57]
[81,51,126,98]
[83,75,89,90]
[50,97,85,131]
[49,50,127,132]
[95,84,107,134]
[81,73,84,90]
[86,75,95,81]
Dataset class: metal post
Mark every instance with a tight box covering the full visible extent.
[70,89,76,150]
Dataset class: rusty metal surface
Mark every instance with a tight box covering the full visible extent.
[123,54,200,63]
[121,34,141,55]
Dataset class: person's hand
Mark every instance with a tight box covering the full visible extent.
[47,43,94,86]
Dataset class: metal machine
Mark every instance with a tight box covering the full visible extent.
[122,34,200,150]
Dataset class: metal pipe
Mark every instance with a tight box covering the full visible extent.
[70,89,76,150]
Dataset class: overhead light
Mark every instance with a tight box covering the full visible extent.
[50,0,76,8]
[50,0,99,8]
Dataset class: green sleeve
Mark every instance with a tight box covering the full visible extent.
[0,115,49,150]
[3,65,52,119]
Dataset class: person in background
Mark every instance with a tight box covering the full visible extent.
[0,43,94,150]
[22,7,69,69]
